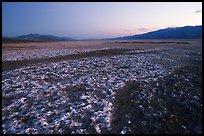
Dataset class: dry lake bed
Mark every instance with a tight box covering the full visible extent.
[2,40,202,134]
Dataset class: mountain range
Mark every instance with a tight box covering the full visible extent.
[2,25,202,42]
[107,25,202,40]
[2,34,75,42]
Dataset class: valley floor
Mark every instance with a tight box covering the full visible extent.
[2,40,202,134]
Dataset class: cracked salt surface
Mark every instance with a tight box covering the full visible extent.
[2,51,174,134]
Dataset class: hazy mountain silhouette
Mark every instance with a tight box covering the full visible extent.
[2,26,202,42]
[16,34,76,41]
[2,34,76,42]
[107,25,202,40]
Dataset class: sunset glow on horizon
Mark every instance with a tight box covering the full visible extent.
[2,2,202,39]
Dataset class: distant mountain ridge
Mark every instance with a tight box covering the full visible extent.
[16,34,75,41]
[2,26,202,42]
[107,25,202,40]
[3,34,76,42]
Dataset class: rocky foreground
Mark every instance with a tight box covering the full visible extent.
[2,43,202,134]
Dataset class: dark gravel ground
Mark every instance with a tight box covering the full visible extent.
[110,60,202,134]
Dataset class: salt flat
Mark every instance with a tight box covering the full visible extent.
[2,40,200,61]
[2,40,202,134]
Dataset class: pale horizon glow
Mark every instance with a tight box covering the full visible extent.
[2,2,202,39]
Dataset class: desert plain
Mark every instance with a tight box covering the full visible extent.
[2,40,202,134]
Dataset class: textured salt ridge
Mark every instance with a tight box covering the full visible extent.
[2,48,110,61]
[2,47,169,62]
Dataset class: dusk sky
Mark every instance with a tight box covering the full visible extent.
[2,2,202,39]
